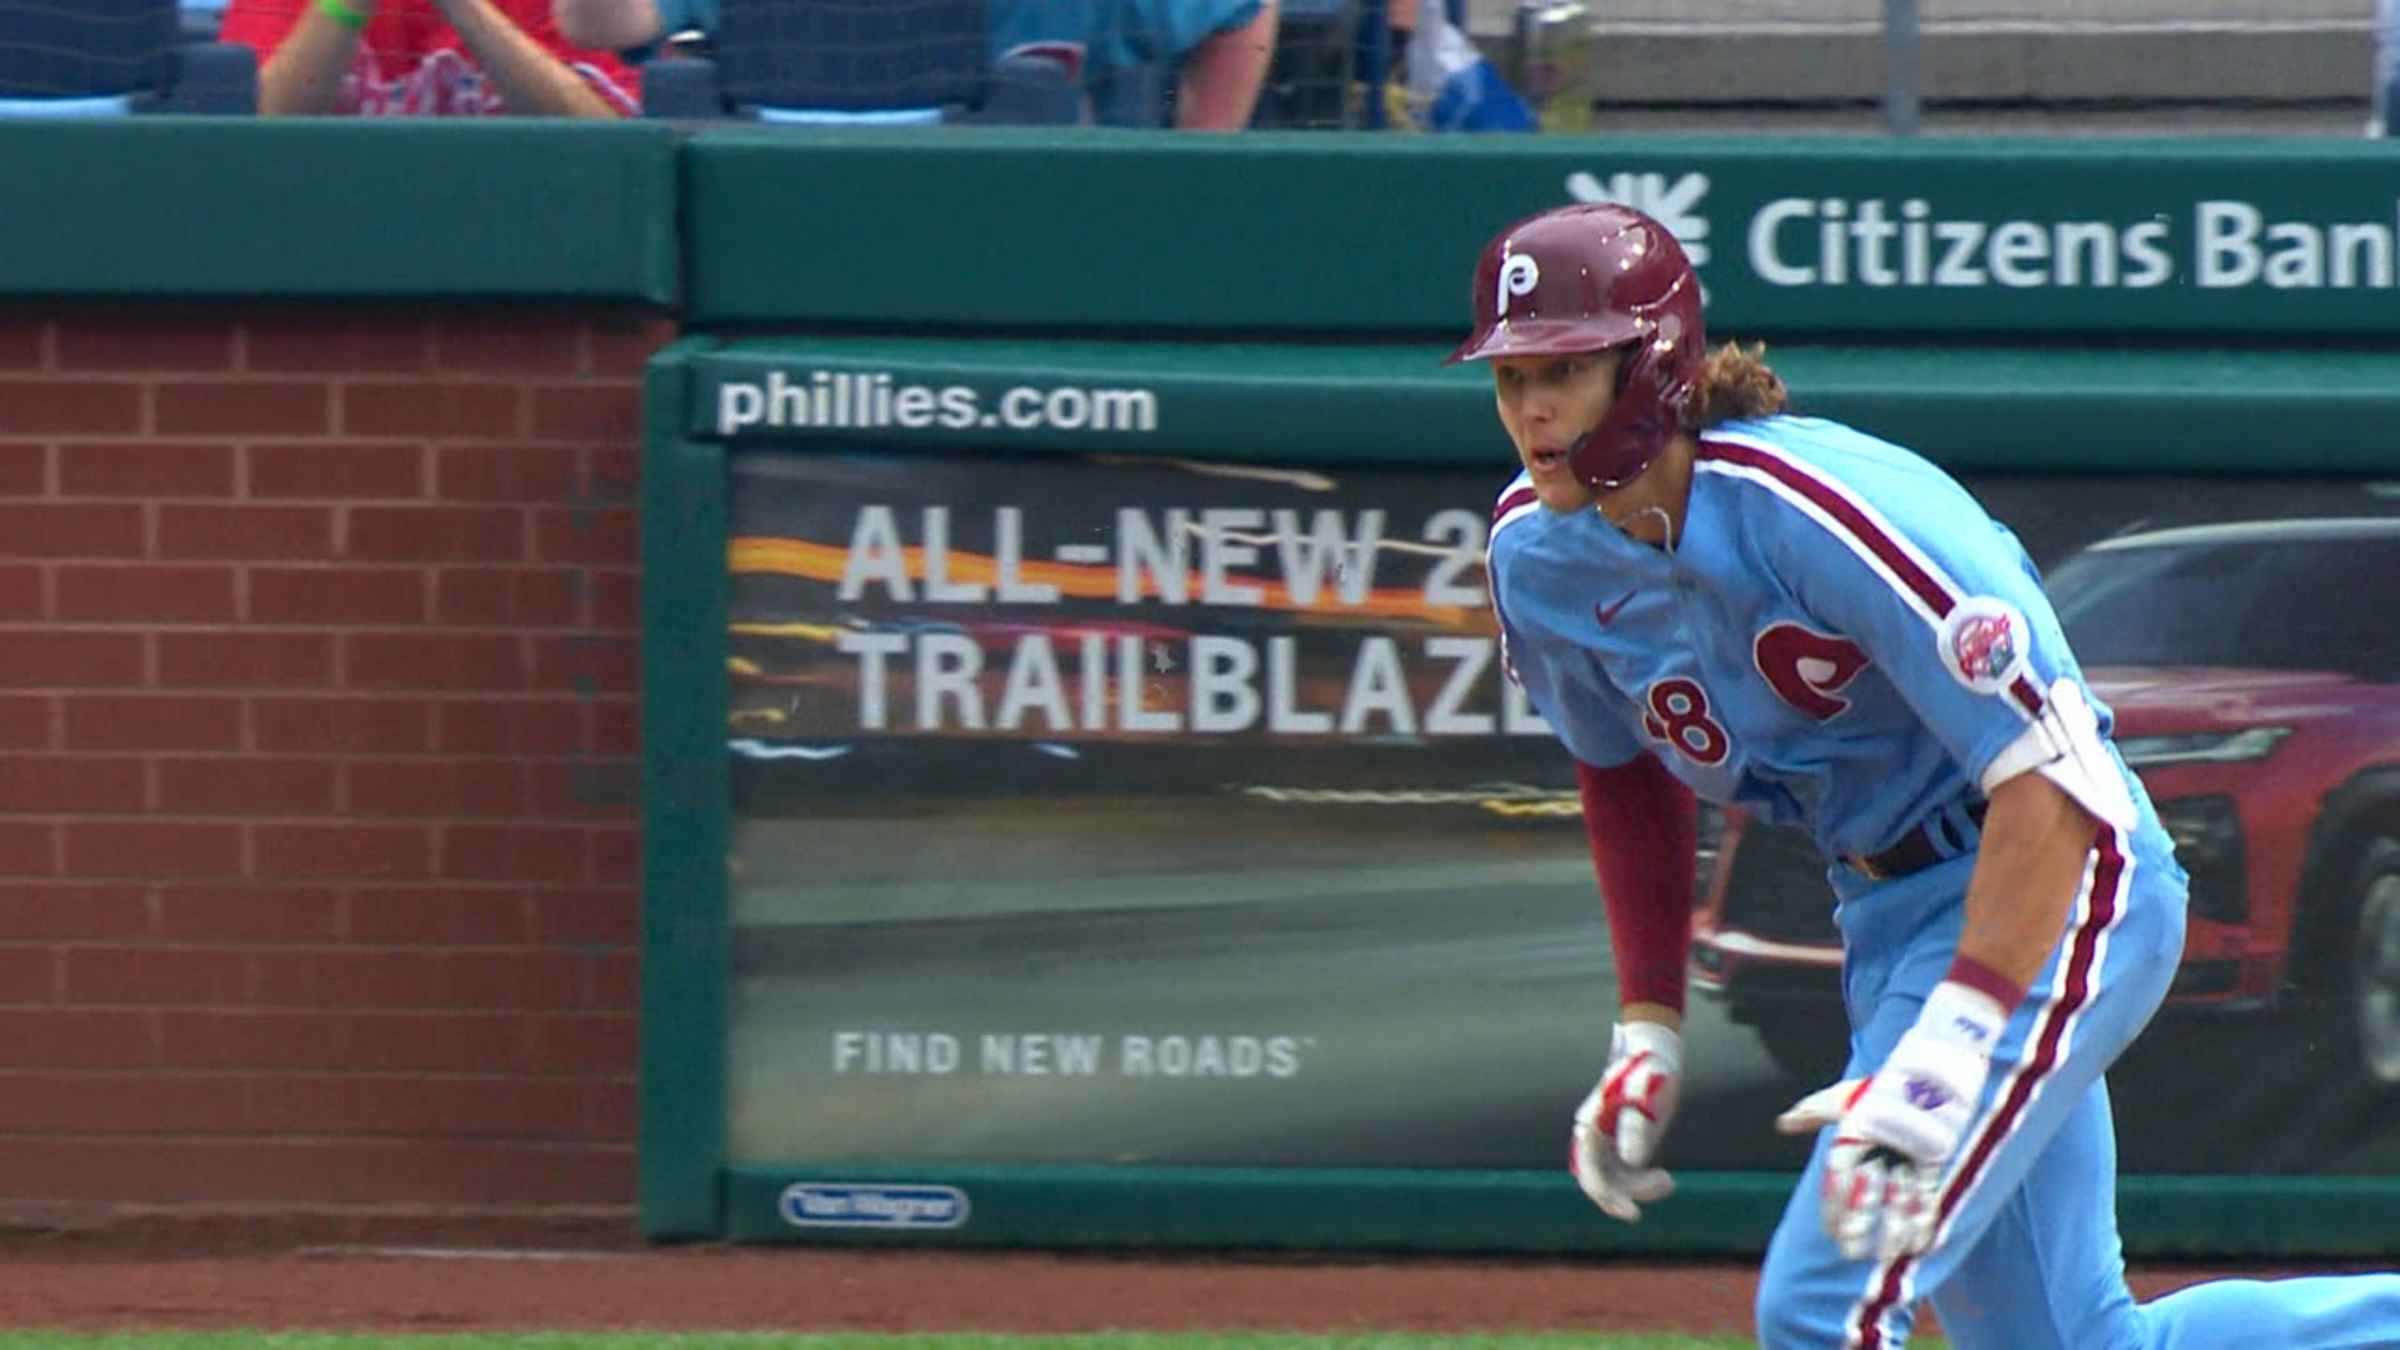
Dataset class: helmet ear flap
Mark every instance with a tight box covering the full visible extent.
[1569,329,1690,490]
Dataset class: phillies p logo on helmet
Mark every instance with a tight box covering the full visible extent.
[1444,203,1707,490]
[1497,253,1541,319]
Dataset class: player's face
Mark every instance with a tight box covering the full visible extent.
[1491,349,1623,513]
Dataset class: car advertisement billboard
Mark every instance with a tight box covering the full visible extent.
[724,445,2400,1178]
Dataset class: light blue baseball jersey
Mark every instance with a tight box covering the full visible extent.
[1486,413,2119,866]
[1493,414,2400,1347]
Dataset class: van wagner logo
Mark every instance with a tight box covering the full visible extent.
[1565,170,1713,266]
[779,1182,970,1230]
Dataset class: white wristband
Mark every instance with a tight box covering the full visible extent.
[1615,1018,1681,1069]
[1917,980,2009,1056]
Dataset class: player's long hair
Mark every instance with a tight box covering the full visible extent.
[1689,341,1789,427]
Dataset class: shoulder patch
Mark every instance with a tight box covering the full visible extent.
[1937,597,2031,695]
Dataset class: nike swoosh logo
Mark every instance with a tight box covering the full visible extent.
[1595,591,1637,625]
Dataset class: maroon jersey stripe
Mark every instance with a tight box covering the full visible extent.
[1697,438,1956,620]
[1698,437,2047,721]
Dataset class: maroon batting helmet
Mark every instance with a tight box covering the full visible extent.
[1445,202,1705,490]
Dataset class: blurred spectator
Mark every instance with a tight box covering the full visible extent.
[1402,0,1531,132]
[553,0,1276,129]
[1073,0,1276,129]
[222,0,640,115]
[1386,0,1416,62]
[1009,0,1280,130]
[552,0,700,54]
[1384,0,1420,128]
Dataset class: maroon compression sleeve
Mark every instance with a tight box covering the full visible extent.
[1576,754,1698,1013]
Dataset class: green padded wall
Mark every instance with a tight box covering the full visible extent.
[0,118,677,302]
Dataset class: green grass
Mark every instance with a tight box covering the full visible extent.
[0,1336,1768,1349]
[0,1325,1776,1335]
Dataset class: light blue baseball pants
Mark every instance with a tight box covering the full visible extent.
[1755,823,2400,1348]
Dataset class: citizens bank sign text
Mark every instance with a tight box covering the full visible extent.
[1569,170,2400,293]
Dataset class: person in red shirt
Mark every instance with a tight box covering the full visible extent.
[221,0,641,116]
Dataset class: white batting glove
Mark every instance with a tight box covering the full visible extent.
[1569,1020,1681,1222]
[1790,981,2005,1262]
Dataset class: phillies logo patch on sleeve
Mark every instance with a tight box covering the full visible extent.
[1937,597,2030,694]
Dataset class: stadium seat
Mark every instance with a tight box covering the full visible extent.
[154,36,254,113]
[959,52,1080,125]
[1252,0,1363,130]
[643,0,1076,125]
[179,0,226,43]
[0,0,254,115]
[1090,62,1167,128]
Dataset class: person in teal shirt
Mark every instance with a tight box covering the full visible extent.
[552,0,1277,127]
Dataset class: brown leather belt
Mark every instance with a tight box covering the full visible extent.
[1851,801,1991,882]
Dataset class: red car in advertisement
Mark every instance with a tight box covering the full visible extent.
[1692,518,2400,1092]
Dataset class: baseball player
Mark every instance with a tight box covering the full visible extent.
[1461,202,2400,1348]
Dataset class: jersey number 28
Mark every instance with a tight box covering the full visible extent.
[1641,627,1869,766]
[1641,677,1729,766]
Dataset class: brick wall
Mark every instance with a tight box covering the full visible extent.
[0,304,666,1210]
